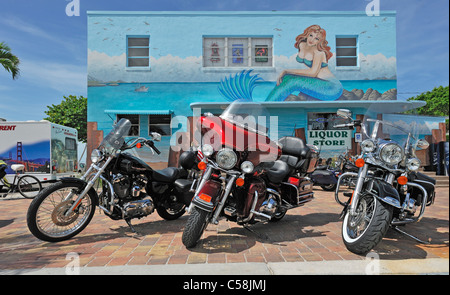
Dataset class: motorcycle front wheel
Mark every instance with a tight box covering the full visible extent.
[27,181,96,242]
[182,207,210,248]
[342,193,392,255]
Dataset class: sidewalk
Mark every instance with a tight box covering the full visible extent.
[1,187,448,275]
[1,258,448,275]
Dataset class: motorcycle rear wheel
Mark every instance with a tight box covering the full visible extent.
[182,207,210,248]
[156,203,185,220]
[342,193,392,255]
[27,181,96,242]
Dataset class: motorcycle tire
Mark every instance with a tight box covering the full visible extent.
[27,181,96,242]
[269,210,287,222]
[156,203,186,220]
[320,183,337,191]
[182,207,210,248]
[341,193,392,255]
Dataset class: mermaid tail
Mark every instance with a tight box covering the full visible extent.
[265,74,343,102]
[218,70,263,102]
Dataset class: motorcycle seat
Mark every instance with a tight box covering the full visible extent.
[278,136,311,158]
[278,136,313,174]
[266,160,290,184]
[152,167,187,183]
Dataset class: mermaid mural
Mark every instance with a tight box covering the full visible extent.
[267,25,343,101]
[218,25,343,102]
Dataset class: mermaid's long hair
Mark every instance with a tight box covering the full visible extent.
[294,25,333,61]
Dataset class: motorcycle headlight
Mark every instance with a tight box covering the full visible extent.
[90,149,103,164]
[406,157,421,171]
[379,142,403,165]
[240,161,254,174]
[361,139,375,152]
[201,144,214,157]
[216,148,238,170]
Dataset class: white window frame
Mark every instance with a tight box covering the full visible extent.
[117,114,140,137]
[148,114,172,137]
[202,36,274,69]
[127,36,150,68]
[335,35,359,70]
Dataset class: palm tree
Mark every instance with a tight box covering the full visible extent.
[0,42,20,79]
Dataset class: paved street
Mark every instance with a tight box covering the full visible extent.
[0,186,448,274]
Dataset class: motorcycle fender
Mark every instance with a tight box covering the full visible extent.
[371,179,401,208]
[59,177,99,206]
[192,179,222,212]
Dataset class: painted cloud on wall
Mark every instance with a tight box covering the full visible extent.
[88,49,397,84]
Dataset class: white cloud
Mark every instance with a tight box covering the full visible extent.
[21,59,86,94]
[88,50,397,83]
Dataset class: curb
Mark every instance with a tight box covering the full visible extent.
[1,258,448,275]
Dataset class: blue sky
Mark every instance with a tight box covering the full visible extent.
[0,0,448,121]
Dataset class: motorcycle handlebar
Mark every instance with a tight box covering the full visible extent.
[146,140,161,155]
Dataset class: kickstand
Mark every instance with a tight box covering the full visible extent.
[392,226,430,244]
[125,219,140,235]
[243,225,269,240]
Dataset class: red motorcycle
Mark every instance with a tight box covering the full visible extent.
[182,102,318,248]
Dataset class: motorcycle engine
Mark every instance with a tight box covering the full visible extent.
[113,174,148,200]
[112,174,131,199]
[111,174,154,219]
[123,197,155,219]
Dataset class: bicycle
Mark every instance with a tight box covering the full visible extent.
[0,164,42,199]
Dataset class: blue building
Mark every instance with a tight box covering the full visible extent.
[86,11,443,167]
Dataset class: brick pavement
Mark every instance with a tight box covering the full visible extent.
[0,187,448,270]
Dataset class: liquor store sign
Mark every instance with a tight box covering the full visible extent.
[307,130,352,150]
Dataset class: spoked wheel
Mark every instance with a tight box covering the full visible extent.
[342,192,392,255]
[27,181,96,242]
[18,175,42,199]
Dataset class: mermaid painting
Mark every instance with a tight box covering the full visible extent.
[266,25,343,101]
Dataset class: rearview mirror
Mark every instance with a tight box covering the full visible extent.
[417,139,429,150]
[337,109,352,119]
[150,132,162,142]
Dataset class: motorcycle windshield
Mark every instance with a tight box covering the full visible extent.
[361,103,431,160]
[220,101,271,136]
[100,118,132,151]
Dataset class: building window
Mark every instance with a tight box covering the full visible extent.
[117,114,140,136]
[65,138,77,151]
[203,37,273,68]
[127,36,150,67]
[149,114,171,136]
[335,36,358,67]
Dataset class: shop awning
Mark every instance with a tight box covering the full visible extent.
[104,109,173,115]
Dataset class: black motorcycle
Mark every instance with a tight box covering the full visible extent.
[309,158,339,191]
[334,108,436,254]
[27,119,197,242]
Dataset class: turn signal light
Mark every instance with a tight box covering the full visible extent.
[136,143,142,149]
[355,158,365,168]
[236,178,245,187]
[198,161,207,170]
[198,193,212,203]
[397,176,408,185]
